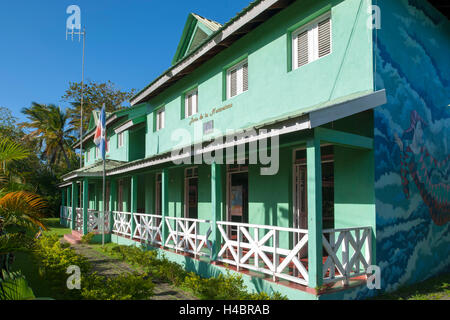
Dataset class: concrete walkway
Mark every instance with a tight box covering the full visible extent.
[70,243,197,300]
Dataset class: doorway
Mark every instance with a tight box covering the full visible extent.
[184,167,198,219]
[293,146,335,256]
[226,165,249,239]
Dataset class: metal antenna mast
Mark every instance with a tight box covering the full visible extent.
[66,25,86,169]
[67,22,86,232]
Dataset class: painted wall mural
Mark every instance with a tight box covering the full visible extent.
[395,110,449,226]
[341,0,450,300]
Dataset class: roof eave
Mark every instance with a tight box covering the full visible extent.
[130,0,294,106]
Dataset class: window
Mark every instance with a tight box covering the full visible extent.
[86,149,90,162]
[106,138,110,153]
[156,107,165,131]
[117,132,124,148]
[95,146,99,159]
[185,88,198,118]
[227,59,248,99]
[292,13,331,70]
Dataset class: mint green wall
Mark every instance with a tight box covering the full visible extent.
[248,147,292,248]
[144,173,155,214]
[144,0,373,158]
[129,126,146,162]
[106,130,129,162]
[334,146,375,231]
[168,167,184,218]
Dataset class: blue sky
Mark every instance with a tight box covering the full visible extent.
[0,0,250,122]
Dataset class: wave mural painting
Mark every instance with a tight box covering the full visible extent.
[373,0,449,296]
[336,0,450,300]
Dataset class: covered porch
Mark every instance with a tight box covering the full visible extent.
[60,117,376,293]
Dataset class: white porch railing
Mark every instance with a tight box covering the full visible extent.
[75,208,83,232]
[60,206,72,221]
[216,221,309,286]
[133,213,163,245]
[164,216,213,258]
[322,227,372,284]
[66,207,73,221]
[87,209,110,233]
[112,211,132,237]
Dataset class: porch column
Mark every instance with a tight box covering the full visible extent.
[130,175,138,239]
[161,168,169,246]
[110,178,117,233]
[71,181,78,231]
[67,186,71,208]
[211,162,223,261]
[83,178,89,235]
[307,135,323,288]
[61,188,65,225]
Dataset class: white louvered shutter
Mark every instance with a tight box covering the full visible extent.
[187,93,193,117]
[318,17,331,58]
[243,63,248,92]
[297,30,309,67]
[230,68,237,97]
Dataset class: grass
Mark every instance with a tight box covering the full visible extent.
[373,272,450,300]
[42,218,71,237]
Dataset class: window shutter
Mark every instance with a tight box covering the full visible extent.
[230,69,237,97]
[297,30,309,67]
[194,91,198,114]
[242,63,248,92]
[187,94,193,117]
[318,17,331,58]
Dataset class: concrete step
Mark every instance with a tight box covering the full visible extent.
[64,233,81,244]
[71,230,83,240]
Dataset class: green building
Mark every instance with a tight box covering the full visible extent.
[59,0,450,299]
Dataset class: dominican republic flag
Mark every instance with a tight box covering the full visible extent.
[93,104,107,160]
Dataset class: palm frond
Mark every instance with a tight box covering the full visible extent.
[0,191,48,231]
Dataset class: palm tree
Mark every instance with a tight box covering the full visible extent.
[21,103,76,169]
[0,138,47,274]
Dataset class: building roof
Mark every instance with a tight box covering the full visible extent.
[61,159,127,182]
[131,0,295,105]
[191,13,222,32]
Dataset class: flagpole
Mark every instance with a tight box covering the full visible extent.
[101,103,106,248]
[102,154,105,247]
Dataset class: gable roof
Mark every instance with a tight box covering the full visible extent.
[131,0,296,106]
[172,13,222,65]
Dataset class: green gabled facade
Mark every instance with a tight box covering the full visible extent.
[59,0,450,300]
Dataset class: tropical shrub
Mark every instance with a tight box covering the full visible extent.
[81,232,95,244]
[33,234,90,299]
[102,244,287,300]
[183,270,287,300]
[0,270,35,300]
[81,272,154,300]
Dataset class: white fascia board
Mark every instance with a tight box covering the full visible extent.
[309,90,387,128]
[58,181,73,188]
[114,120,134,134]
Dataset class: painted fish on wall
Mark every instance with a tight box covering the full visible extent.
[395,110,450,226]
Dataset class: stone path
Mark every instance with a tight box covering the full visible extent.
[69,243,197,300]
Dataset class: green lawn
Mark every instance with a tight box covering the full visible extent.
[42,218,71,237]
[373,272,450,300]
